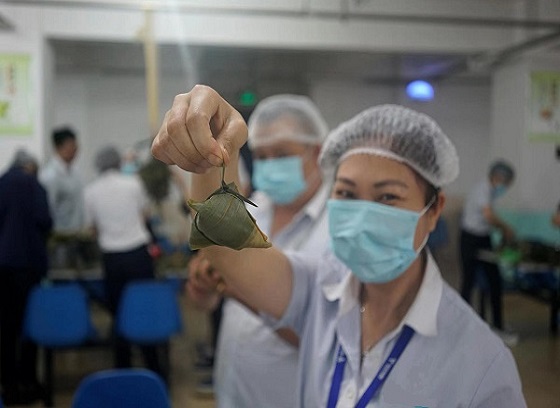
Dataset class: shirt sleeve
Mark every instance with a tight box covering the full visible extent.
[469,348,527,408]
[264,251,317,336]
[34,181,53,234]
[39,168,58,214]
[475,182,492,210]
[83,187,95,228]
[134,176,150,214]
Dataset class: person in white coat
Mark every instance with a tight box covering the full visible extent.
[187,94,334,407]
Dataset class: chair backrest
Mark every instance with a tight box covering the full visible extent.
[116,280,182,344]
[24,283,94,347]
[71,368,171,408]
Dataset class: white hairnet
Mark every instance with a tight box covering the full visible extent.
[319,104,459,187]
[95,145,121,173]
[11,149,38,169]
[247,94,329,150]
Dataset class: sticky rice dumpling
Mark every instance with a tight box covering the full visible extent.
[187,177,271,251]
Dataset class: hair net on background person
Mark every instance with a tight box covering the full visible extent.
[489,159,515,182]
[319,104,459,187]
[95,146,121,173]
[11,149,38,169]
[247,94,329,150]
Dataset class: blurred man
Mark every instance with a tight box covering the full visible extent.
[0,150,52,405]
[460,159,517,346]
[187,95,334,407]
[40,127,85,269]
[40,127,83,233]
[552,201,560,227]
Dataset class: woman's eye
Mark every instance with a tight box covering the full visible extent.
[377,193,400,203]
[333,189,355,199]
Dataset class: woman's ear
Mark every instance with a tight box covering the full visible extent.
[310,145,322,159]
[428,192,446,232]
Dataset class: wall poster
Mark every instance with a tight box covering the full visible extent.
[528,71,560,143]
[0,54,33,136]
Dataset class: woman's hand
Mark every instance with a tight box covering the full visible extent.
[186,253,225,311]
[151,85,248,173]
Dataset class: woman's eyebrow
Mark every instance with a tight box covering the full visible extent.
[334,177,356,187]
[373,180,409,189]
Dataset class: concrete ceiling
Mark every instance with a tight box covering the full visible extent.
[47,0,560,97]
[52,39,474,91]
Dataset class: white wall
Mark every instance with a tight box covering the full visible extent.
[54,72,190,182]
[55,71,492,199]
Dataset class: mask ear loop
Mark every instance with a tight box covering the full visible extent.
[300,146,324,188]
[415,194,438,254]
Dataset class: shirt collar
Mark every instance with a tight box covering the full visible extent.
[401,252,442,337]
[254,182,331,222]
[322,251,443,338]
[303,182,330,221]
[53,154,74,173]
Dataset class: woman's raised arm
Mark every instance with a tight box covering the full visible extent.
[152,85,293,318]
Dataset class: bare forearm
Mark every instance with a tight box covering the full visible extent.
[202,245,293,319]
[151,85,293,319]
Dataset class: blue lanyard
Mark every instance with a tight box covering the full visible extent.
[326,325,415,408]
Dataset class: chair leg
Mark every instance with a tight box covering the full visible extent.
[551,287,559,335]
[161,342,171,385]
[43,349,54,407]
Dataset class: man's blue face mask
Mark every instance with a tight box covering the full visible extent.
[121,162,139,175]
[252,156,307,205]
[492,184,507,199]
[328,198,434,283]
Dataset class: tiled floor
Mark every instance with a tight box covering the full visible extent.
[14,274,560,408]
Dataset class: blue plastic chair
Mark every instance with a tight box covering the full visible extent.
[116,280,182,383]
[71,368,171,408]
[23,283,97,406]
[116,280,182,344]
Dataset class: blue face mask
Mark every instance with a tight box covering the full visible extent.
[121,162,139,175]
[328,198,433,283]
[492,184,507,199]
[252,156,307,205]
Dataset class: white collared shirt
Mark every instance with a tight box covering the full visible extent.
[39,155,84,232]
[462,180,495,235]
[274,251,526,408]
[84,171,150,252]
[214,184,333,408]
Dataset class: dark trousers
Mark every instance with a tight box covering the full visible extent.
[102,245,166,382]
[0,267,41,396]
[459,230,503,329]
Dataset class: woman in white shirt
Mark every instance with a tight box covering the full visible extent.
[152,85,526,407]
[84,146,165,382]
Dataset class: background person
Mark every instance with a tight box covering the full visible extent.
[552,201,560,227]
[83,146,165,381]
[460,160,518,345]
[187,94,332,407]
[39,127,85,270]
[39,127,84,234]
[0,150,52,405]
[152,85,526,407]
